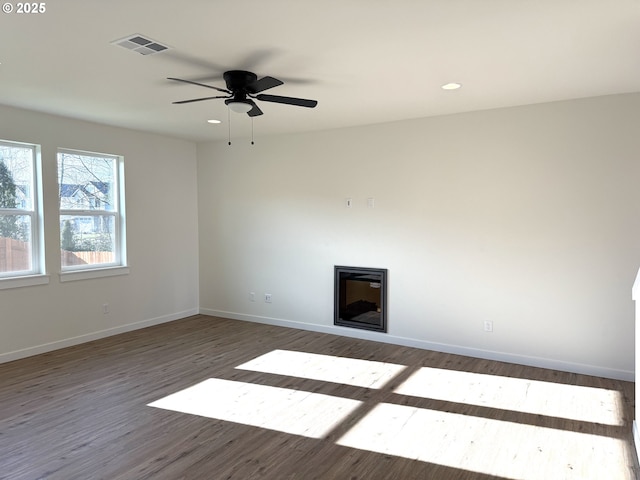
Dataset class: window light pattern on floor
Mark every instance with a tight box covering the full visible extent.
[336,402,628,480]
[148,349,633,479]
[148,378,361,439]
[394,366,624,426]
[235,349,406,389]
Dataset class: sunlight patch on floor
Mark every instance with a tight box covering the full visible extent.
[394,367,624,426]
[148,378,362,439]
[235,349,406,389]
[147,351,632,478]
[336,402,631,480]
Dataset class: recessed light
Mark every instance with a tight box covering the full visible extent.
[441,83,462,90]
[207,119,221,124]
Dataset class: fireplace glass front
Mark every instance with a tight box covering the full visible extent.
[334,266,387,332]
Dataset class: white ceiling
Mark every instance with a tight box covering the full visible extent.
[1,0,639,143]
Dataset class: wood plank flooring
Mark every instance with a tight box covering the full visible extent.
[0,315,637,479]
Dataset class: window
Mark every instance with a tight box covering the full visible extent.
[57,149,127,276]
[0,140,45,283]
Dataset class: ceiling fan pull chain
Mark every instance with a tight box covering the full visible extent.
[228,107,231,146]
[251,118,255,145]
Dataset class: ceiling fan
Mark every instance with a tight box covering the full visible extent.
[167,70,318,117]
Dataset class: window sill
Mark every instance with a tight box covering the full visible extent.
[0,274,50,290]
[59,266,130,283]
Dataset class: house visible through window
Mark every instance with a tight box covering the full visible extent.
[57,149,126,271]
[0,140,44,279]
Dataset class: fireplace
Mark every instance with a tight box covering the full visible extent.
[334,266,387,332]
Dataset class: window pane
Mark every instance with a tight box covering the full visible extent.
[60,215,115,267]
[57,148,125,273]
[0,145,34,210]
[58,152,115,211]
[0,215,32,274]
[0,140,40,280]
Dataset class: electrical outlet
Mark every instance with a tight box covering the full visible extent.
[103,303,109,315]
[264,293,272,303]
[249,292,256,302]
[483,321,493,332]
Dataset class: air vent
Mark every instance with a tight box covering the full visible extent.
[111,34,169,56]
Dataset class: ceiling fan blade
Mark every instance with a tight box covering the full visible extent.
[173,95,229,104]
[256,94,318,108]
[247,99,263,117]
[167,77,230,94]
[248,76,284,94]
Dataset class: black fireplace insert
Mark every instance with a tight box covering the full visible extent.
[334,266,387,332]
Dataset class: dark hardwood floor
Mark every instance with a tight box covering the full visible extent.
[0,315,637,479]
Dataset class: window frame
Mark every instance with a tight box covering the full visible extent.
[57,148,128,281]
[0,139,47,289]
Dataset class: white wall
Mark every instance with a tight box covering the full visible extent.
[198,93,640,380]
[0,105,199,361]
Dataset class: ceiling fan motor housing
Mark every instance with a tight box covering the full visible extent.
[223,70,258,93]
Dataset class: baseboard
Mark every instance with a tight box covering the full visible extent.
[200,308,634,382]
[0,308,199,364]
